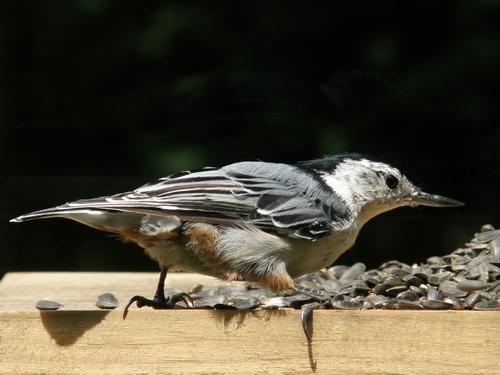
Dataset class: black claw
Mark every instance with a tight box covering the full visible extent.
[301,302,324,341]
[293,283,337,340]
[123,295,145,319]
[122,292,194,319]
[173,292,194,308]
[123,267,194,319]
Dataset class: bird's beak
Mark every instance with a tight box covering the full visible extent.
[411,190,465,207]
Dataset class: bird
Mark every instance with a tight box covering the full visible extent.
[10,154,463,325]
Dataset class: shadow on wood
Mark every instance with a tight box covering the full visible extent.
[40,310,110,346]
[208,309,287,331]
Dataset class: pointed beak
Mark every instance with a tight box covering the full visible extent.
[411,190,465,208]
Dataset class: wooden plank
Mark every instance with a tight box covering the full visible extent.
[0,272,246,311]
[0,273,499,374]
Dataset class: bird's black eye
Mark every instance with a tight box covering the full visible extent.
[385,174,399,189]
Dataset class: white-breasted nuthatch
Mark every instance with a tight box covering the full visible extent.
[11,154,463,318]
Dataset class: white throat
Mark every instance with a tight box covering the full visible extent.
[321,159,401,228]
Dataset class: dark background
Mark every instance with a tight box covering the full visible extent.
[1,1,499,278]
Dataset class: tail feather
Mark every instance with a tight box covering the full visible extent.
[10,206,145,233]
[10,207,110,223]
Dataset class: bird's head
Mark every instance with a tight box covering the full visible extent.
[300,155,464,226]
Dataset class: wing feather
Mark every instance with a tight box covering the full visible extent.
[43,161,352,240]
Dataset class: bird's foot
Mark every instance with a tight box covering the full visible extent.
[123,292,194,319]
[294,284,335,341]
[300,301,328,341]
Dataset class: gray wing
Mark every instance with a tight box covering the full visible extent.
[16,162,351,240]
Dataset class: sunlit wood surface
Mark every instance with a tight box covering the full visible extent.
[0,272,498,374]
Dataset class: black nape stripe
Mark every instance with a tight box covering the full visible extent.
[296,153,369,173]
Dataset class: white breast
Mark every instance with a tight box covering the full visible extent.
[285,226,360,278]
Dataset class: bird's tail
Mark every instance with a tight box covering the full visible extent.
[10,206,98,223]
[10,205,144,233]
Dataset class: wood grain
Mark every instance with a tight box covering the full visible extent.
[0,272,247,311]
[0,272,499,374]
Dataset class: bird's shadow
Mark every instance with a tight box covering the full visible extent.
[208,308,287,330]
[40,310,110,346]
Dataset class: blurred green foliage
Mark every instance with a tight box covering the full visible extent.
[1,1,499,274]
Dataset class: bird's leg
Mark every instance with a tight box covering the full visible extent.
[123,267,193,319]
[293,284,334,341]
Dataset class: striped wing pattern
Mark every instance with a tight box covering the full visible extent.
[61,162,342,240]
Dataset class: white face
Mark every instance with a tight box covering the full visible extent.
[323,158,413,199]
[321,157,463,226]
[322,158,417,218]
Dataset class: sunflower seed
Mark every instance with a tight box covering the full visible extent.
[194,295,228,308]
[379,260,405,269]
[216,285,249,297]
[413,272,429,283]
[465,292,482,308]
[387,268,410,278]
[340,263,366,281]
[396,290,419,301]
[363,277,381,287]
[285,294,315,308]
[474,229,500,243]
[384,298,399,309]
[481,224,495,232]
[397,300,423,309]
[488,263,500,273]
[95,293,118,309]
[451,264,468,272]
[260,296,288,309]
[189,284,204,294]
[383,276,405,287]
[487,280,500,293]
[386,286,408,297]
[332,298,363,310]
[297,280,323,290]
[490,239,500,261]
[328,265,349,279]
[473,300,500,311]
[426,285,445,300]
[36,299,62,310]
[231,296,260,310]
[439,281,467,297]
[190,289,217,299]
[427,256,446,265]
[353,282,371,294]
[403,275,426,287]
[444,296,464,309]
[428,272,453,286]
[454,247,471,255]
[409,286,425,298]
[321,279,344,293]
[478,290,494,300]
[457,280,488,292]
[366,294,387,307]
[422,300,453,310]
[467,263,490,282]
[467,252,491,267]
[373,284,389,295]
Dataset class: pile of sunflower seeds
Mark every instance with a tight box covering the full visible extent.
[186,224,500,311]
